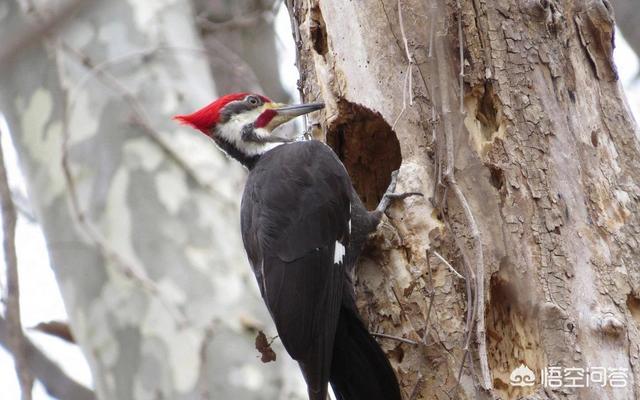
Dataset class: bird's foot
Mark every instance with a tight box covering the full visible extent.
[375,170,423,214]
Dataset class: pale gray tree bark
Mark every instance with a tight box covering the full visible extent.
[611,0,640,65]
[0,0,303,399]
[192,0,290,101]
[288,0,640,399]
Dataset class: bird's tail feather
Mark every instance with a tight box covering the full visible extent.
[329,306,402,400]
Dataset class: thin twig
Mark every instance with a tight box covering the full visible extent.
[397,0,412,63]
[392,64,412,131]
[196,321,216,400]
[450,181,490,389]
[456,348,470,387]
[69,44,260,99]
[391,286,422,339]
[391,0,415,130]
[284,0,313,133]
[430,0,492,391]
[432,249,465,280]
[371,332,420,346]
[197,10,274,32]
[285,0,305,102]
[0,126,33,400]
[422,252,436,344]
[457,0,465,114]
[443,216,476,396]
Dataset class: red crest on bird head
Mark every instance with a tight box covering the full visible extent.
[173,92,272,133]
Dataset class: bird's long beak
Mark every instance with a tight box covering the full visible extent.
[273,102,325,118]
[260,102,324,132]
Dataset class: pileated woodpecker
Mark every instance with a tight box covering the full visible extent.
[175,93,415,400]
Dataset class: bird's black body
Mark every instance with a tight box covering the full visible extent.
[241,141,401,400]
[175,94,406,400]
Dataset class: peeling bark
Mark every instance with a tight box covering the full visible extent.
[288,0,640,399]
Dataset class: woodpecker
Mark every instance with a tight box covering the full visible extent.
[175,93,415,400]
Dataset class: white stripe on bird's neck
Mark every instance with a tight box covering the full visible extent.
[216,109,287,156]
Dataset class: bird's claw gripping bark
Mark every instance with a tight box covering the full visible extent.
[375,170,423,214]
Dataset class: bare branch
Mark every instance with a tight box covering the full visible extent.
[285,0,306,102]
[195,321,216,400]
[397,0,412,63]
[392,64,413,131]
[0,0,94,68]
[197,10,274,32]
[421,252,436,345]
[0,317,95,400]
[457,0,465,113]
[0,124,33,399]
[449,181,490,388]
[432,249,465,280]
[371,332,420,346]
[429,0,492,391]
[391,0,415,130]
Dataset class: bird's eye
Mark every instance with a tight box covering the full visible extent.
[247,96,260,106]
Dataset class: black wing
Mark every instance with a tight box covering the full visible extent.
[241,141,351,397]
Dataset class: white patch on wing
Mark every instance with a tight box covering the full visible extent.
[261,259,269,303]
[334,241,346,264]
[348,202,352,234]
[216,109,287,156]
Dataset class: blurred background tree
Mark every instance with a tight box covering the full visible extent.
[0,0,304,399]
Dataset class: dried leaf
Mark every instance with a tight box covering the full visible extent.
[31,320,75,344]
[255,330,276,363]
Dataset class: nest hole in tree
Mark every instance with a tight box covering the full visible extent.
[488,165,505,191]
[628,293,640,325]
[476,82,500,141]
[310,5,328,56]
[326,100,402,209]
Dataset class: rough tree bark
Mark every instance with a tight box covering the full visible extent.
[0,0,303,399]
[288,0,639,399]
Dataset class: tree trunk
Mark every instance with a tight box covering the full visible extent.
[192,0,291,102]
[0,1,302,398]
[288,0,640,399]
